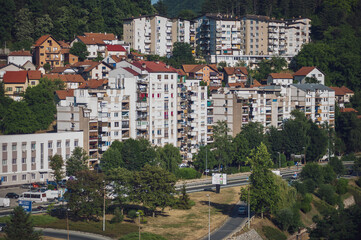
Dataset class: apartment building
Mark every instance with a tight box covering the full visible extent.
[183,80,208,159]
[123,15,176,56]
[182,64,223,86]
[285,18,311,56]
[329,86,354,108]
[290,84,335,127]
[223,67,248,87]
[268,19,286,55]
[240,15,269,55]
[0,132,83,186]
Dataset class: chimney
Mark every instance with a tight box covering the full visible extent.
[165,64,170,69]
[155,60,159,64]
[142,63,146,68]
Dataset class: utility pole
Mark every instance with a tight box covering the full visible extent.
[248,185,250,229]
[206,194,210,240]
[206,144,208,179]
[278,152,280,169]
[103,184,106,231]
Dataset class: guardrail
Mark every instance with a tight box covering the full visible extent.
[224,215,256,240]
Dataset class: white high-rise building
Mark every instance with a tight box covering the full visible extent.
[285,18,311,56]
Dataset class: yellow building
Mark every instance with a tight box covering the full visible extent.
[33,35,62,67]
[3,70,41,100]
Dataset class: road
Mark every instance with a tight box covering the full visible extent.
[35,228,112,240]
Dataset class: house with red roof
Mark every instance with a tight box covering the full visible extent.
[0,63,24,80]
[71,60,112,80]
[223,67,248,87]
[103,55,126,68]
[3,71,29,100]
[105,45,127,57]
[71,33,118,59]
[33,35,62,67]
[7,50,33,66]
[55,89,74,106]
[267,73,293,86]
[329,86,354,108]
[182,64,223,87]
[293,66,325,85]
[44,73,85,89]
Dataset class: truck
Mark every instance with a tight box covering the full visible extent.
[44,190,59,200]
[0,198,10,207]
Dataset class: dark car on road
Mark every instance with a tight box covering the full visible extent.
[238,206,247,215]
[0,223,6,231]
[5,192,19,199]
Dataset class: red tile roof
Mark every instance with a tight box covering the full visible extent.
[224,67,248,75]
[228,82,245,88]
[50,66,71,74]
[79,79,108,89]
[71,60,104,72]
[340,108,358,113]
[251,79,262,87]
[123,67,140,76]
[84,32,116,41]
[341,86,354,94]
[110,55,126,63]
[33,35,57,47]
[176,69,186,76]
[132,60,177,73]
[3,71,28,84]
[56,89,74,100]
[58,40,70,49]
[269,73,293,79]
[27,70,41,80]
[293,66,316,76]
[43,74,85,83]
[106,45,126,52]
[182,64,219,74]
[9,50,32,56]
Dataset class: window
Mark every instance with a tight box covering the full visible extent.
[57,141,61,148]
[12,158,16,164]
[74,140,78,147]
[171,75,173,79]
[114,131,119,136]
[114,112,118,117]
[165,75,168,79]
[66,154,70,159]
[22,158,26,164]
[2,144,6,151]
[12,175,17,181]
[5,87,12,92]
[31,143,36,150]
[115,122,119,127]
[22,143,26,150]
[31,81,36,85]
[22,175,26,180]
[66,141,70,147]
[157,75,161,79]
[32,174,35,180]
[31,157,35,163]
[2,160,7,165]
[12,144,16,151]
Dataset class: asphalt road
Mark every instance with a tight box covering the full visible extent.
[35,228,113,240]
[202,202,249,240]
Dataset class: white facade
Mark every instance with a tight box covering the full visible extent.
[268,20,287,55]
[0,132,83,186]
[8,55,32,66]
[294,68,325,85]
[285,18,311,56]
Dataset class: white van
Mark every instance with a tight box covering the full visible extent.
[19,192,47,203]
[45,190,59,200]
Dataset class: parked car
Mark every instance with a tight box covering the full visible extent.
[5,192,19,199]
[238,206,247,215]
[0,223,6,231]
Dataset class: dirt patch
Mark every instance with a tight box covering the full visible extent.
[141,186,241,240]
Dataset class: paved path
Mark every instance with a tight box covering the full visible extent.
[35,228,114,240]
[202,202,249,240]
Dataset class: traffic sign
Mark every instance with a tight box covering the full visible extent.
[19,200,32,212]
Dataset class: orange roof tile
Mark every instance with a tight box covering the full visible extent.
[79,79,108,89]
[84,32,116,41]
[293,66,316,76]
[110,55,125,63]
[50,66,70,74]
[9,50,32,56]
[71,60,103,72]
[123,67,140,76]
[224,67,248,75]
[33,35,58,47]
[56,89,74,100]
[58,40,70,49]
[251,79,262,87]
[329,87,345,96]
[131,60,177,73]
[340,108,358,113]
[341,86,354,94]
[43,73,85,83]
[176,69,186,76]
[3,71,28,84]
[228,82,245,88]
[27,70,41,80]
[269,73,293,79]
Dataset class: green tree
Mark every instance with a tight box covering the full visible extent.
[122,139,157,171]
[43,63,51,72]
[100,145,123,174]
[232,133,249,170]
[192,145,216,172]
[106,167,132,215]
[156,144,182,174]
[170,42,195,68]
[154,0,168,16]
[240,122,264,151]
[266,126,284,165]
[329,157,345,176]
[131,165,176,217]
[1,101,38,134]
[0,0,16,44]
[175,185,193,209]
[14,8,34,48]
[70,42,89,61]
[353,157,361,176]
[34,14,53,40]
[306,123,328,162]
[300,162,324,187]
[4,206,42,240]
[66,147,88,176]
[241,143,279,218]
[178,9,196,20]
[49,154,64,185]
[336,112,361,153]
[66,170,105,221]
[212,121,233,170]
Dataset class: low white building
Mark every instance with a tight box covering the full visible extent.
[7,50,33,66]
[267,73,294,86]
[0,132,83,186]
[293,66,325,85]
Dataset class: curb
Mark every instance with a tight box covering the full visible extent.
[35,227,115,240]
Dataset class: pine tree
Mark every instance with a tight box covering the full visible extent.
[4,206,42,240]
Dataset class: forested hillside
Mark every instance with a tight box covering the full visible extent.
[0,0,155,50]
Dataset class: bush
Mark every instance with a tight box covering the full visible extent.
[329,157,345,175]
[303,179,317,193]
[119,232,167,240]
[335,178,349,195]
[341,153,356,162]
[317,184,338,205]
[111,207,123,224]
[356,177,361,188]
[274,207,302,234]
[262,226,287,240]
[322,165,336,184]
[127,210,138,222]
[300,193,313,213]
[313,199,335,216]
[294,182,307,195]
[47,184,55,190]
[240,166,251,172]
[173,185,194,210]
[223,167,239,174]
[175,168,201,180]
[287,161,294,167]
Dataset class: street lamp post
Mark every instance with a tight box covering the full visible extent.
[136,212,141,240]
[206,143,208,179]
[247,178,250,229]
[66,209,69,240]
[277,152,280,169]
[206,194,210,240]
[103,184,106,231]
